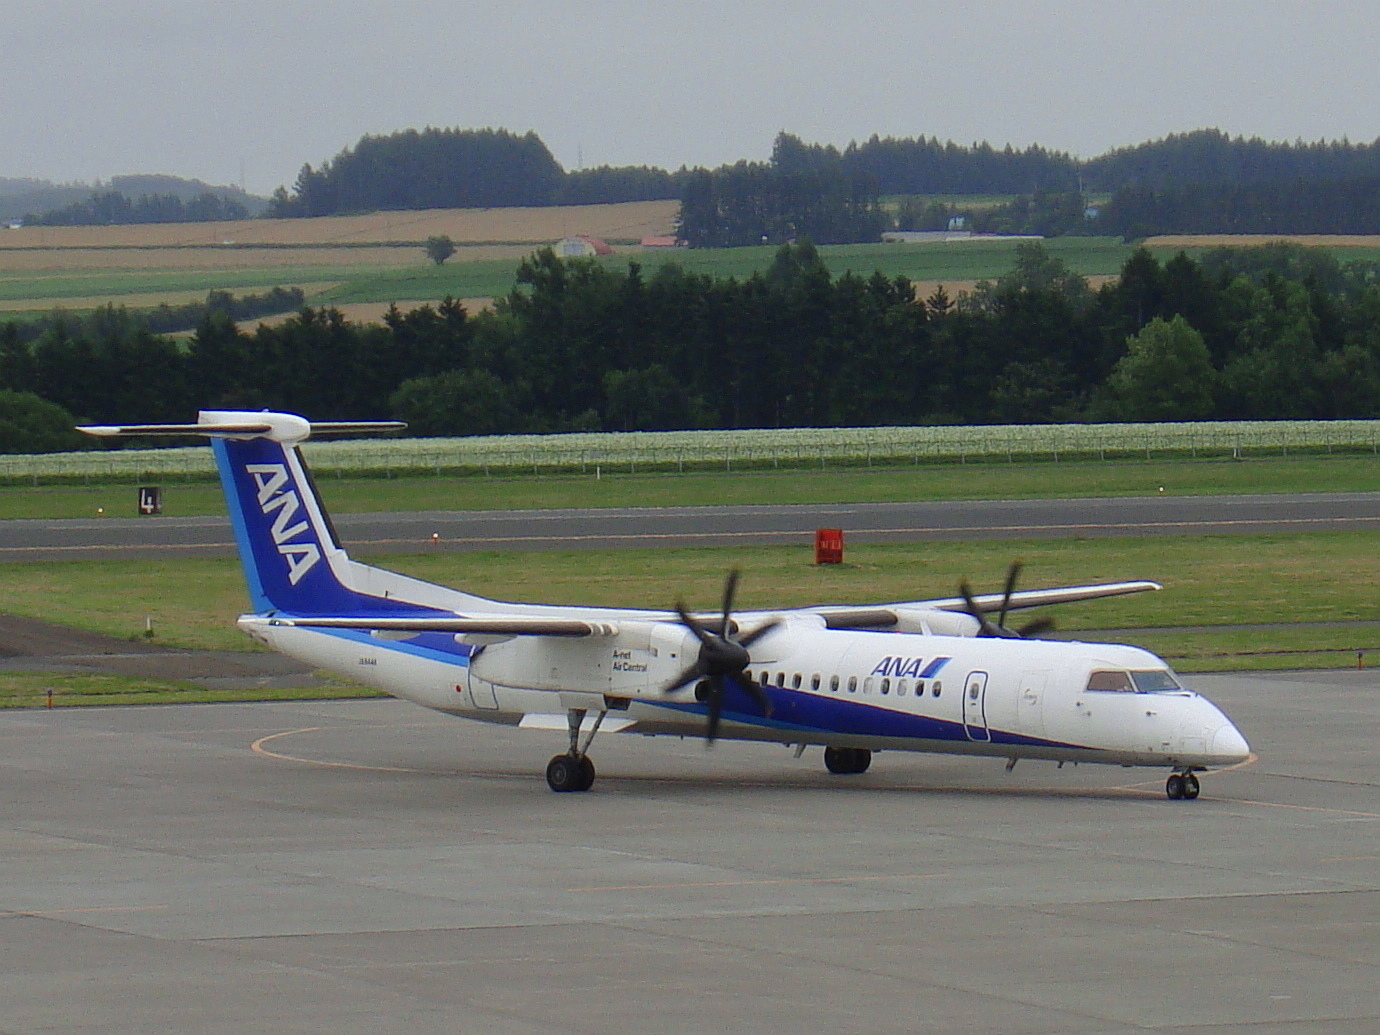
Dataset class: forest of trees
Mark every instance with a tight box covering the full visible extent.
[24,189,250,226]
[19,126,1380,234]
[256,126,1380,242]
[5,241,1380,451]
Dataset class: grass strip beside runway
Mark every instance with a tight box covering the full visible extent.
[0,531,1376,707]
[3,454,1380,520]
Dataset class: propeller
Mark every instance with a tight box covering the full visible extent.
[661,570,781,743]
[959,562,1057,639]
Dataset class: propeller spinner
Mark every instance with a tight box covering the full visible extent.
[661,570,780,742]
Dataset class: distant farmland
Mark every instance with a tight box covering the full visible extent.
[4,199,1380,325]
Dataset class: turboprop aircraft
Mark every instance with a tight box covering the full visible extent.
[79,410,1250,799]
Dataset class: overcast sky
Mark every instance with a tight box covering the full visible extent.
[5,0,1379,197]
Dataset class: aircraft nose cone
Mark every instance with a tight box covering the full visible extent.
[1211,722,1250,762]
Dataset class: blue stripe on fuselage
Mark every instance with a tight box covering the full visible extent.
[660,681,1086,751]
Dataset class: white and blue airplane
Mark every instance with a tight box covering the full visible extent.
[80,410,1250,799]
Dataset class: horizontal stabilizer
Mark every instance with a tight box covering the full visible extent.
[78,411,405,444]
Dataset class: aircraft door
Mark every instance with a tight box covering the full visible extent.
[467,665,499,709]
[963,671,990,742]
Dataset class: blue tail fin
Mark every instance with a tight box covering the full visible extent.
[80,410,421,617]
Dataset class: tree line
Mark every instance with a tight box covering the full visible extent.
[24,190,249,226]
[4,241,1380,452]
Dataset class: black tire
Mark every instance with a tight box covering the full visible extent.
[825,747,872,775]
[1184,773,1200,800]
[546,754,579,792]
[1166,773,1186,800]
[575,755,596,792]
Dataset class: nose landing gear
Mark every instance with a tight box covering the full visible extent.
[1165,769,1201,800]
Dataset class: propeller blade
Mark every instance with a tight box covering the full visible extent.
[737,616,782,648]
[997,562,1022,628]
[719,569,740,638]
[731,671,773,718]
[675,602,714,648]
[704,680,724,743]
[1016,615,1056,638]
[661,660,705,696]
[959,580,996,637]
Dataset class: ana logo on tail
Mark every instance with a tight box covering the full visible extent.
[247,463,321,585]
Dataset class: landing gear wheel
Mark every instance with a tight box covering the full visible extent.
[1165,773,1187,800]
[1183,773,1200,800]
[824,747,873,775]
[575,755,596,792]
[546,753,593,793]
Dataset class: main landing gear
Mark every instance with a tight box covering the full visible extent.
[1165,769,1202,800]
[546,707,605,793]
[824,746,872,775]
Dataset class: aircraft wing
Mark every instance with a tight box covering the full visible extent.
[809,580,1161,630]
[925,580,1162,612]
[274,615,619,637]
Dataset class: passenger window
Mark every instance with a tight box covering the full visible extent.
[829,674,839,692]
[791,673,802,689]
[847,676,857,693]
[932,680,942,697]
[811,673,820,691]
[863,677,873,694]
[759,671,769,686]
[880,678,891,695]
[898,679,908,697]
[776,671,785,687]
[1087,670,1135,692]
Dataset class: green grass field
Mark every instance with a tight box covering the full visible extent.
[4,460,1378,706]
[3,238,1136,315]
[0,531,1376,696]
[8,453,1380,521]
[10,233,1380,320]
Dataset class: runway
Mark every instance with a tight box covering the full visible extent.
[6,490,1380,561]
[2,671,1376,1033]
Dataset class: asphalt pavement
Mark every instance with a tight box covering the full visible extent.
[6,491,1380,561]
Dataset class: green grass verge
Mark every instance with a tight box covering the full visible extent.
[1,532,1376,661]
[7,453,1380,520]
[0,671,385,709]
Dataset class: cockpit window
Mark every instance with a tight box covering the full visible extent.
[1086,669,1183,693]
[1130,669,1182,692]
[1086,670,1134,692]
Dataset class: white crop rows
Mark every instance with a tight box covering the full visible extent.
[5,420,1379,481]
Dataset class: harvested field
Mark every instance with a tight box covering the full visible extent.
[246,298,493,329]
[0,200,678,251]
[908,274,1117,299]
[0,244,537,273]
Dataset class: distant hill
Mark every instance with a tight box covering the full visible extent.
[0,176,268,223]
